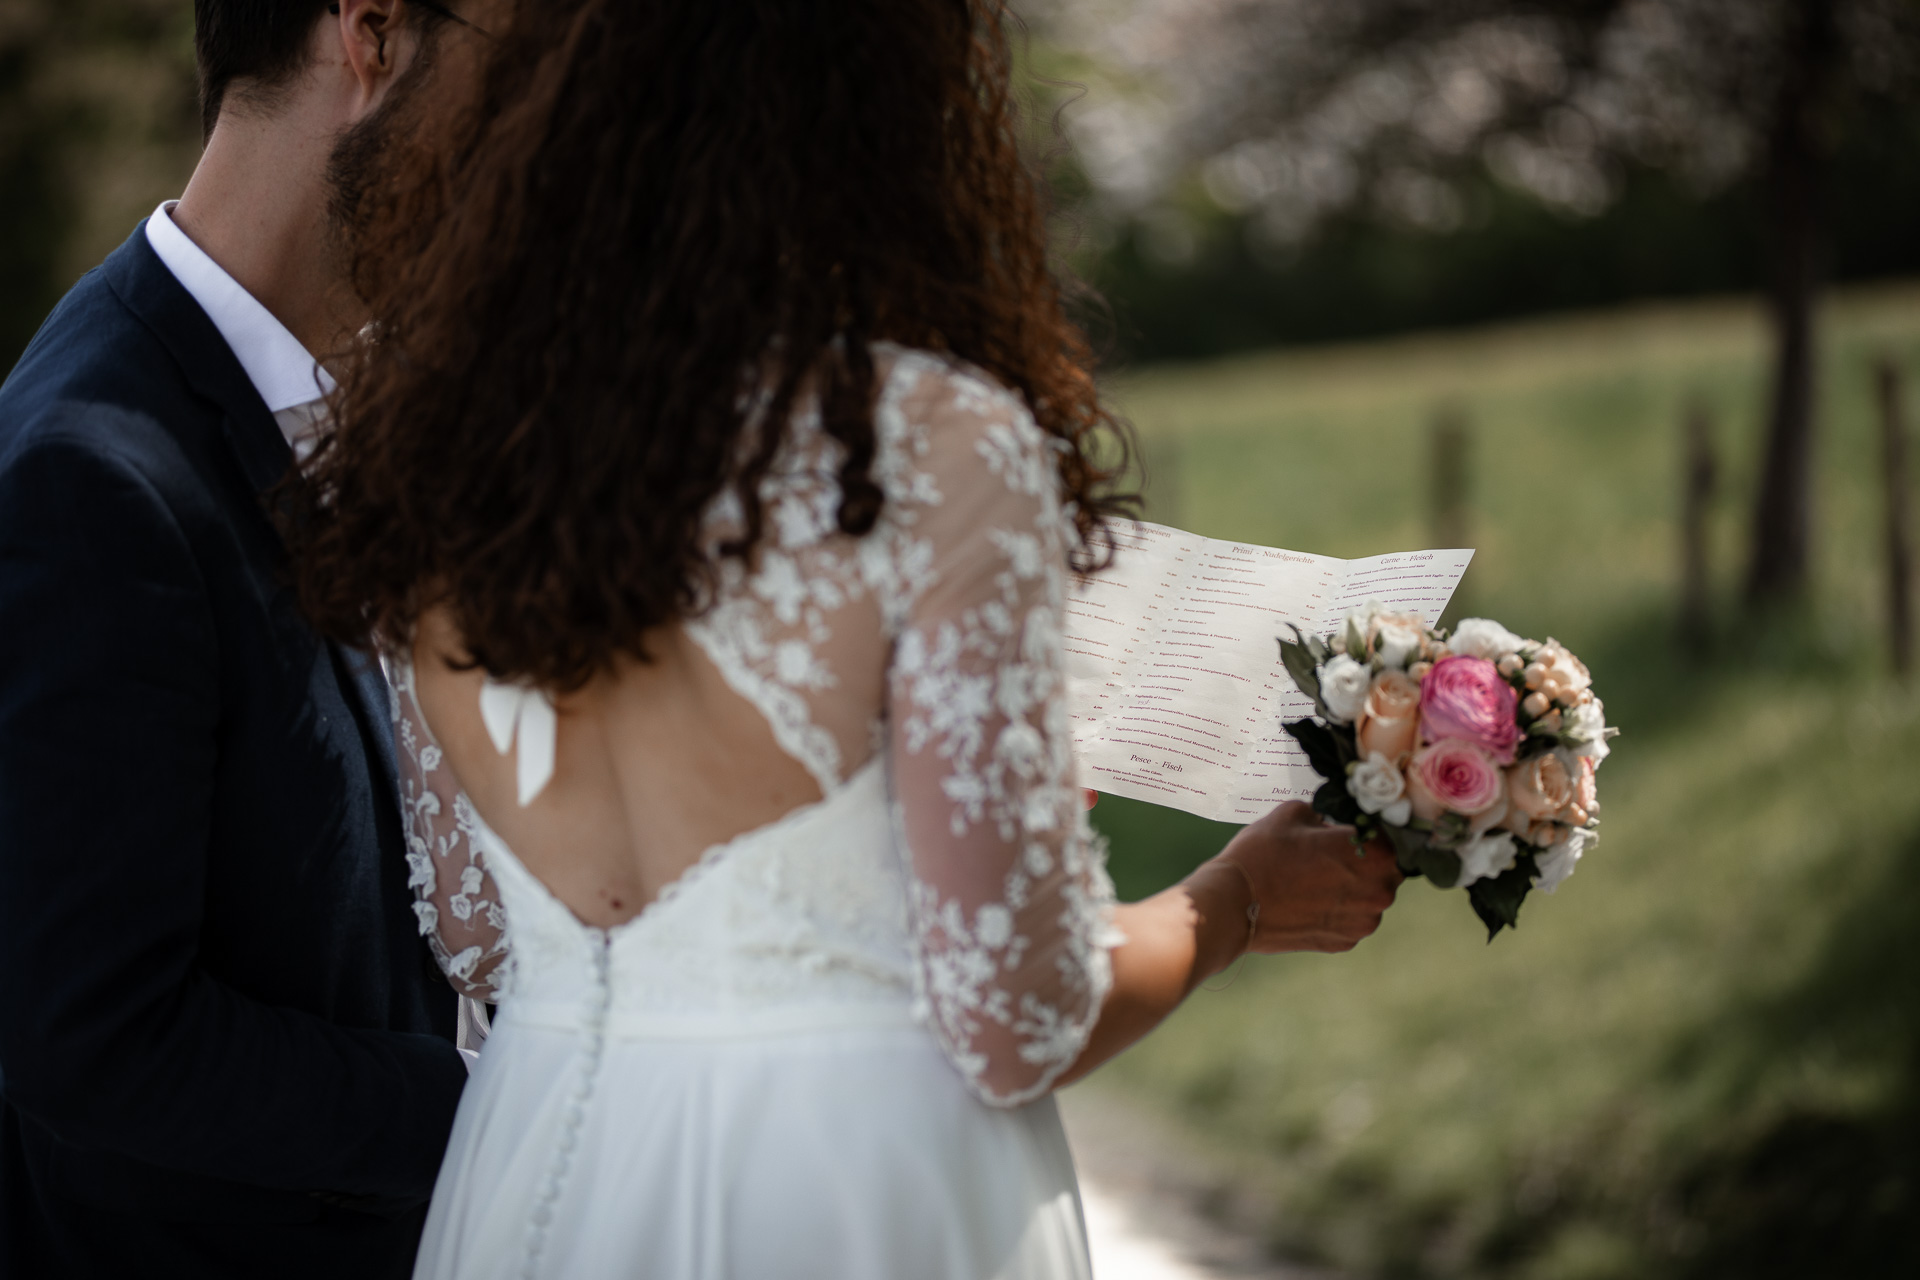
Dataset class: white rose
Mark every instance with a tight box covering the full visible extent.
[1535,827,1598,894]
[1448,617,1526,661]
[1456,831,1518,888]
[1564,699,1612,760]
[1348,752,1411,826]
[1345,601,1385,633]
[1372,619,1425,669]
[1319,655,1371,723]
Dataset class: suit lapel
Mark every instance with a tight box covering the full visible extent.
[102,227,402,809]
[102,227,295,496]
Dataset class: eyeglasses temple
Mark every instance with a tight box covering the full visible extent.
[327,2,490,37]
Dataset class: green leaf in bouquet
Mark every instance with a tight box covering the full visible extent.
[1344,615,1367,663]
[1277,631,1322,705]
[1466,856,1537,941]
[1282,717,1344,783]
[1427,812,1471,850]
[1305,632,1330,664]
[1416,843,1463,889]
[1312,778,1362,825]
[1381,822,1431,878]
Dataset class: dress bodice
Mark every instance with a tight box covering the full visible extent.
[395,346,1121,1106]
[478,759,917,1036]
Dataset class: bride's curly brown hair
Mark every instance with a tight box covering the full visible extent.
[289,0,1136,691]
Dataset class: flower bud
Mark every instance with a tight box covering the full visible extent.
[1497,654,1524,678]
[1522,691,1551,718]
[1524,662,1548,689]
[1409,660,1433,680]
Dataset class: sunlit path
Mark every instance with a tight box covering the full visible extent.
[1062,1087,1339,1280]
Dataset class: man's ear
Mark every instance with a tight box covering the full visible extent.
[333,0,406,106]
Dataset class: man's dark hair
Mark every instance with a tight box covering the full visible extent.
[194,0,336,139]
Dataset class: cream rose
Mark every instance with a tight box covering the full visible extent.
[1369,611,1427,669]
[1348,752,1412,826]
[1318,655,1371,723]
[1535,826,1598,893]
[1564,698,1612,761]
[1457,831,1518,888]
[1507,750,1576,821]
[1356,669,1420,763]
[1448,617,1526,661]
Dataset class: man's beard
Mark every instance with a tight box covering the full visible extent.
[325,36,445,277]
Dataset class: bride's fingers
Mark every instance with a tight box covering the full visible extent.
[1263,800,1321,831]
[1082,789,1099,811]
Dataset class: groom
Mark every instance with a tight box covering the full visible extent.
[0,3,493,1276]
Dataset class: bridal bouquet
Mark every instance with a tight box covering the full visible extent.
[1278,606,1616,939]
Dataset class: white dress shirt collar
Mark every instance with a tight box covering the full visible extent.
[144,200,335,454]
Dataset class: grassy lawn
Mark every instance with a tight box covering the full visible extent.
[1077,283,1920,1279]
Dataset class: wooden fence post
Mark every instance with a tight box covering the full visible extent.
[1679,398,1718,649]
[1876,357,1913,676]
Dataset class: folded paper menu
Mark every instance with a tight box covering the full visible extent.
[1065,523,1472,823]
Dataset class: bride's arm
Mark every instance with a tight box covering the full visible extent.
[885,363,1123,1107]
[1055,804,1403,1088]
[885,357,1399,1106]
[389,656,511,1000]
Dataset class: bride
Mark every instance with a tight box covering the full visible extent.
[290,1,1402,1276]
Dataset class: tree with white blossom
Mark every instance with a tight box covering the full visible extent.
[1038,0,1920,609]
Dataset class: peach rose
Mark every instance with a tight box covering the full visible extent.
[1406,739,1506,820]
[1356,670,1421,764]
[1560,755,1599,826]
[1508,751,1576,822]
[1525,817,1565,848]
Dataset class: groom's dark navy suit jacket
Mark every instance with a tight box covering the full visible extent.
[0,228,466,1278]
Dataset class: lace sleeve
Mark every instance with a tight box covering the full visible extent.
[885,358,1122,1108]
[390,657,511,1001]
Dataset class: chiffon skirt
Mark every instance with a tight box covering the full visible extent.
[412,1005,1093,1280]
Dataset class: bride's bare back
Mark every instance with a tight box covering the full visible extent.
[411,613,873,928]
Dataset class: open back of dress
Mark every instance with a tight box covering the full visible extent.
[402,347,1120,1280]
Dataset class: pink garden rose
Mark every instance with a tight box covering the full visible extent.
[1419,654,1522,764]
[1406,739,1507,820]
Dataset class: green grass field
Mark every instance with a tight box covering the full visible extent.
[1078,284,1920,1279]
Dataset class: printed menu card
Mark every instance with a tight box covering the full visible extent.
[1064,522,1472,823]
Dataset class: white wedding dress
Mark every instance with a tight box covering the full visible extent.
[397,347,1122,1280]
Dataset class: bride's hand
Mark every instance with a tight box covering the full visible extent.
[1057,800,1404,1087]
[1201,801,1404,955]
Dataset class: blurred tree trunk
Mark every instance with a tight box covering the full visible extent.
[1878,358,1913,675]
[0,1,199,378]
[0,4,70,376]
[1680,398,1718,649]
[1746,0,1839,609]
